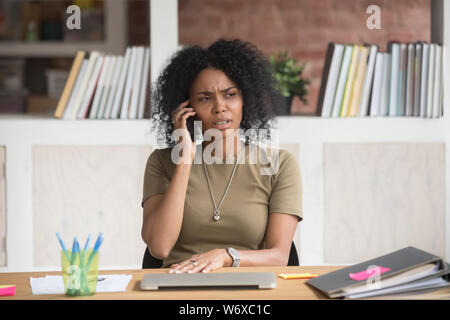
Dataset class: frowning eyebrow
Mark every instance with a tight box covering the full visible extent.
[196,86,237,95]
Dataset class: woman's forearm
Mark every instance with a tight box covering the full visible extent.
[144,163,192,258]
[225,248,288,267]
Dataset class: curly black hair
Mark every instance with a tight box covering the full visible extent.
[150,38,284,148]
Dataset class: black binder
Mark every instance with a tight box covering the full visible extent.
[306,246,449,299]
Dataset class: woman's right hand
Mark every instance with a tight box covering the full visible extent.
[172,100,197,163]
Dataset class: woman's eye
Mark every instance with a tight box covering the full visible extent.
[199,97,210,101]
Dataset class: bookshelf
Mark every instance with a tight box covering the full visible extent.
[0,0,448,272]
[0,0,127,57]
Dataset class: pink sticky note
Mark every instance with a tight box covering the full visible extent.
[349,266,391,281]
[0,285,16,296]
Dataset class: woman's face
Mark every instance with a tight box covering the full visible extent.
[189,68,243,137]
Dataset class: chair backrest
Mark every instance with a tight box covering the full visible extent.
[142,242,299,268]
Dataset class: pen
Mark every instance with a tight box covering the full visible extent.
[70,237,79,266]
[83,234,91,254]
[56,233,71,262]
[86,232,103,270]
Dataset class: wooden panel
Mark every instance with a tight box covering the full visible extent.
[33,146,153,268]
[297,144,324,265]
[0,147,5,266]
[279,144,301,261]
[323,143,445,264]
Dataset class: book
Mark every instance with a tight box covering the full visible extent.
[369,52,384,117]
[120,46,138,119]
[432,44,442,118]
[348,45,369,117]
[62,59,88,120]
[439,46,444,117]
[379,52,391,116]
[111,47,132,119]
[103,56,124,119]
[331,45,353,118]
[306,246,450,299]
[398,43,407,116]
[358,45,378,117]
[317,43,344,117]
[388,42,400,116]
[53,46,152,121]
[77,54,104,119]
[54,50,86,118]
[405,43,415,116]
[413,42,422,117]
[426,43,436,118]
[340,45,360,117]
[89,55,111,119]
[129,46,144,119]
[137,47,151,119]
[69,51,100,120]
[97,56,117,119]
[420,42,430,117]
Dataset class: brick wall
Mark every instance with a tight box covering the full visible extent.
[128,0,149,46]
[178,0,430,114]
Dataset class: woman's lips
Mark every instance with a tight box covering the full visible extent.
[211,120,232,130]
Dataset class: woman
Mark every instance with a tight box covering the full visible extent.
[141,39,302,274]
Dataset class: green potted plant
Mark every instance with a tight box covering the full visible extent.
[269,51,309,115]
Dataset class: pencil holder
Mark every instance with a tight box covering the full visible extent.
[61,249,99,296]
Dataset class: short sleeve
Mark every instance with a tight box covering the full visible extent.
[141,149,171,207]
[268,150,303,221]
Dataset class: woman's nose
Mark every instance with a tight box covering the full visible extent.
[213,97,227,113]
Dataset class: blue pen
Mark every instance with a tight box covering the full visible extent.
[70,237,78,265]
[56,233,71,262]
[83,234,91,253]
[92,232,103,252]
[86,233,103,270]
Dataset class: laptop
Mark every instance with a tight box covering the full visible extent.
[140,272,277,290]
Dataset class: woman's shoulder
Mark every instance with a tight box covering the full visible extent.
[147,147,173,164]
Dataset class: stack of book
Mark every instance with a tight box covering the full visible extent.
[54,46,150,120]
[317,41,444,118]
[307,246,450,299]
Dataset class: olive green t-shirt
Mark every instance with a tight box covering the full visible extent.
[141,143,302,268]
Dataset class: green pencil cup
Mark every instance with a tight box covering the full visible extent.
[61,249,99,296]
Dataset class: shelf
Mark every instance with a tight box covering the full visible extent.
[0,41,123,57]
[0,0,126,57]
[0,114,447,146]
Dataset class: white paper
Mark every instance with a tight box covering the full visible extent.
[30,274,132,295]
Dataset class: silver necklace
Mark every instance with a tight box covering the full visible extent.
[203,146,243,222]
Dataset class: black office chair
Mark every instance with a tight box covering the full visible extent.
[142,242,299,268]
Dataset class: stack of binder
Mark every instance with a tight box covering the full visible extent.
[53,46,151,120]
[306,246,450,299]
[317,41,444,118]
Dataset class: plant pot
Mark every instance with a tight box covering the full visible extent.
[280,95,293,115]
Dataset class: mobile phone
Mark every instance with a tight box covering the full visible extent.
[186,105,196,142]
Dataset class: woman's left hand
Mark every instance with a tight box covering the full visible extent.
[169,249,232,273]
